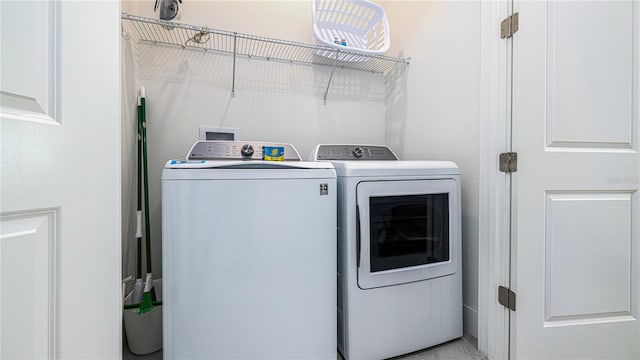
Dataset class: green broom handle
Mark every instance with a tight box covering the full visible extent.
[141,95,153,274]
[136,101,143,279]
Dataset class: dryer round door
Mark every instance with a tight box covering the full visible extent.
[355,179,460,289]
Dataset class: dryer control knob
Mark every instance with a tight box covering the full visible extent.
[240,144,254,158]
[352,147,364,158]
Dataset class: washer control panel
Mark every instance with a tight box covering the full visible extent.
[315,145,398,160]
[187,141,301,161]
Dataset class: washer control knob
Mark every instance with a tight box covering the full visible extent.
[240,144,254,158]
[352,147,364,158]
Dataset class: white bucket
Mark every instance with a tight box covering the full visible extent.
[123,279,162,355]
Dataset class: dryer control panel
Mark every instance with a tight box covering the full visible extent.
[314,145,398,161]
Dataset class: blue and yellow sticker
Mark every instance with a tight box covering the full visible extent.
[170,160,206,164]
[262,146,284,161]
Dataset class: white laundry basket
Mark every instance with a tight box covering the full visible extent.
[312,0,391,61]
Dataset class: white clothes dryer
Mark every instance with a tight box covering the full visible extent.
[162,141,337,359]
[312,144,462,360]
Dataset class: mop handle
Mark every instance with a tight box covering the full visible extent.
[136,97,143,279]
[140,88,153,274]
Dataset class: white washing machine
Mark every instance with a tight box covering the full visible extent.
[312,144,462,360]
[162,141,337,359]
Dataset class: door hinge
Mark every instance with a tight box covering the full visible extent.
[498,286,516,311]
[499,152,518,173]
[500,12,519,39]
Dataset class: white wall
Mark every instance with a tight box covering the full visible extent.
[121,0,481,338]
[384,1,481,337]
[122,1,138,281]
[121,0,387,287]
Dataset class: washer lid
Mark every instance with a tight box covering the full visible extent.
[164,159,334,170]
[162,160,336,180]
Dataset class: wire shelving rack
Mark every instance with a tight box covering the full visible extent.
[121,13,410,103]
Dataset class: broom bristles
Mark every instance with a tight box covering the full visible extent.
[138,291,154,314]
[138,273,155,314]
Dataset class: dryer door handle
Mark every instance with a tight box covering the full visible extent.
[356,204,361,268]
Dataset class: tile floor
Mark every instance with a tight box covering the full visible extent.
[124,334,487,360]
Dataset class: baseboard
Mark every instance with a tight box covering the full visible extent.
[463,304,478,338]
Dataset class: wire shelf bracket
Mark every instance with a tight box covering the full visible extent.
[121,13,410,103]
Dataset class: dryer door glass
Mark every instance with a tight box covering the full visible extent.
[369,193,449,272]
[356,179,459,289]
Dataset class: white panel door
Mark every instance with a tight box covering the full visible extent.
[0,1,121,358]
[512,1,640,358]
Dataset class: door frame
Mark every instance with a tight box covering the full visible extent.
[0,1,122,357]
[478,0,511,358]
[481,1,640,358]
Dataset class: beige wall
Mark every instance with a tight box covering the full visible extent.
[121,0,481,337]
[384,0,481,336]
[121,0,387,301]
